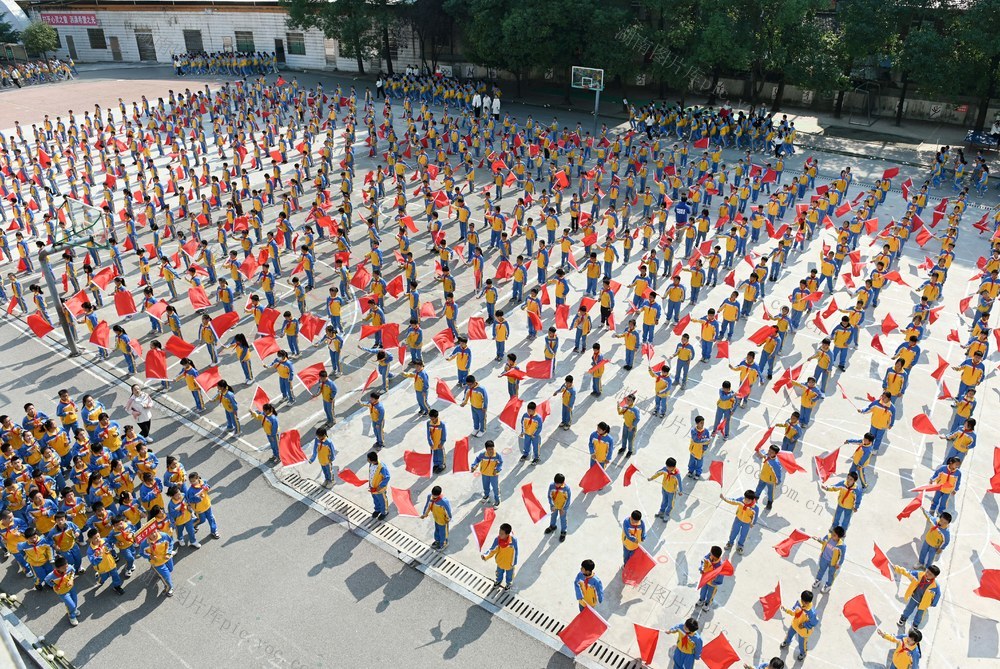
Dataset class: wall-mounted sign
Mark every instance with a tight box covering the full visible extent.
[41,13,99,27]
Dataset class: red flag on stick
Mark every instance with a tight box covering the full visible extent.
[759,582,782,621]
[633,624,660,665]
[579,463,611,493]
[814,448,839,483]
[452,437,470,473]
[558,607,608,656]
[278,430,307,466]
[473,507,496,550]
[520,483,547,523]
[145,349,168,380]
[700,633,740,669]
[872,543,893,581]
[391,487,420,516]
[842,594,876,631]
[774,529,810,558]
[622,546,657,586]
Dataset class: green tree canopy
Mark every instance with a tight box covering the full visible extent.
[21,21,58,57]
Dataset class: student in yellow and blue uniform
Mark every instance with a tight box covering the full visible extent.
[325,326,344,376]
[822,471,863,529]
[482,522,518,589]
[425,409,448,473]
[309,427,337,486]
[777,412,801,452]
[271,350,295,403]
[949,388,976,432]
[421,485,452,549]
[251,403,280,462]
[402,359,430,415]
[667,618,703,669]
[687,416,710,478]
[780,590,817,661]
[895,564,941,632]
[554,375,576,429]
[215,380,240,433]
[614,319,640,369]
[281,311,301,356]
[461,376,488,437]
[312,370,337,426]
[472,441,503,506]
[446,337,472,385]
[175,358,205,411]
[224,333,254,383]
[621,509,646,565]
[18,527,55,587]
[167,485,199,547]
[44,556,80,625]
[141,528,175,597]
[649,457,683,519]
[492,310,509,361]
[876,629,921,669]
[519,402,543,462]
[363,392,386,450]
[928,458,961,516]
[859,392,896,452]
[48,512,82,571]
[86,527,125,594]
[754,444,785,510]
[697,545,726,609]
[713,381,735,439]
[367,451,390,520]
[790,377,822,426]
[574,559,604,611]
[916,508,950,569]
[812,526,846,593]
[545,473,571,540]
[941,418,976,463]
[617,393,640,456]
[587,343,606,395]
[720,489,758,553]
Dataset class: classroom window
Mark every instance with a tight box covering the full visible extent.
[87,28,106,50]
[234,31,255,53]
[286,32,305,56]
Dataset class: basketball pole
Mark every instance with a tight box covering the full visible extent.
[38,245,81,357]
[593,87,600,136]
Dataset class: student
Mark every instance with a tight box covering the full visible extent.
[713,381,735,439]
[315,370,338,426]
[460,376,488,437]
[697,545,727,609]
[666,618,703,669]
[780,590,817,661]
[545,473,571,541]
[754,445,784,511]
[362,392,386,450]
[519,402,543,463]
[649,457,683,519]
[928,458,961,516]
[720,489,758,553]
[617,393,640,456]
[574,559,604,611]
[859,392,896,451]
[554,375,576,429]
[812,526,846,593]
[482,523,518,590]
[426,409,448,473]
[142,527,176,597]
[367,451,390,521]
[916,509,950,569]
[44,556,80,625]
[822,471,863,529]
[875,628,922,669]
[894,565,941,632]
[421,485,452,550]
[621,510,646,565]
[85,528,125,595]
[687,416,710,478]
[310,428,336,486]
[471,441,503,507]
[250,403,280,463]
[185,472,219,540]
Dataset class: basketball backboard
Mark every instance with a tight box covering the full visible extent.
[571,66,605,92]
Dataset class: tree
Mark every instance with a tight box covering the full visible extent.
[21,21,57,58]
[830,0,898,118]
[402,0,454,71]
[0,19,20,44]
[282,0,378,74]
[959,0,1000,130]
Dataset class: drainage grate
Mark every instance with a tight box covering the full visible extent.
[277,470,641,668]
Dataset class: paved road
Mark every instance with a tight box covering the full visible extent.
[0,327,577,669]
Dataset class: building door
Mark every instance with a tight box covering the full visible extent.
[274,39,285,64]
[135,31,157,61]
[183,30,204,53]
[66,36,78,61]
[109,36,122,62]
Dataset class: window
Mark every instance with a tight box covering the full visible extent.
[87,28,106,50]
[234,31,255,53]
[183,29,204,53]
[53,30,61,49]
[286,32,305,56]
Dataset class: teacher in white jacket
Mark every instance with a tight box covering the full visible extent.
[125,384,155,440]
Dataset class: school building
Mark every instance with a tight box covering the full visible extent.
[23,0,445,74]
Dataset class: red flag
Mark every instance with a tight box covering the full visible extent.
[467,317,487,340]
[160,335,193,359]
[709,461,724,486]
[814,448,839,483]
[909,483,944,493]
[842,594,876,632]
[88,321,110,349]
[912,413,938,435]
[386,275,404,298]
[208,311,239,339]
[452,437,470,473]
[528,311,544,332]
[557,606,608,656]
[362,369,380,391]
[90,266,118,290]
[111,291,137,317]
[252,335,280,360]
[700,633,740,669]
[337,469,368,487]
[579,463,611,493]
[896,493,924,521]
[672,314,691,336]
[26,312,54,338]
[188,286,211,310]
[436,379,457,403]
[555,304,570,330]
[759,582,782,621]
[937,382,953,401]
[622,546,657,586]
[881,313,898,335]
[494,261,514,280]
[351,266,372,290]
[715,341,729,359]
[872,543,893,581]
[473,507,496,550]
[193,366,221,393]
[693,137,709,149]
[698,559,734,589]
[775,451,805,474]
[623,463,640,487]
[975,570,1000,601]
[749,325,777,346]
[403,450,432,477]
[297,362,325,391]
[525,360,551,379]
[774,529,810,558]
[536,400,551,421]
[821,298,839,320]
[277,430,307,466]
[520,483,547,523]
[499,397,523,430]
[391,487,420,517]
[432,329,455,354]
[812,312,828,334]
[931,355,949,382]
[633,624,660,665]
[870,334,885,355]
[251,386,270,413]
[753,426,776,453]
[299,314,327,343]
[144,349,168,380]
[882,166,900,180]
